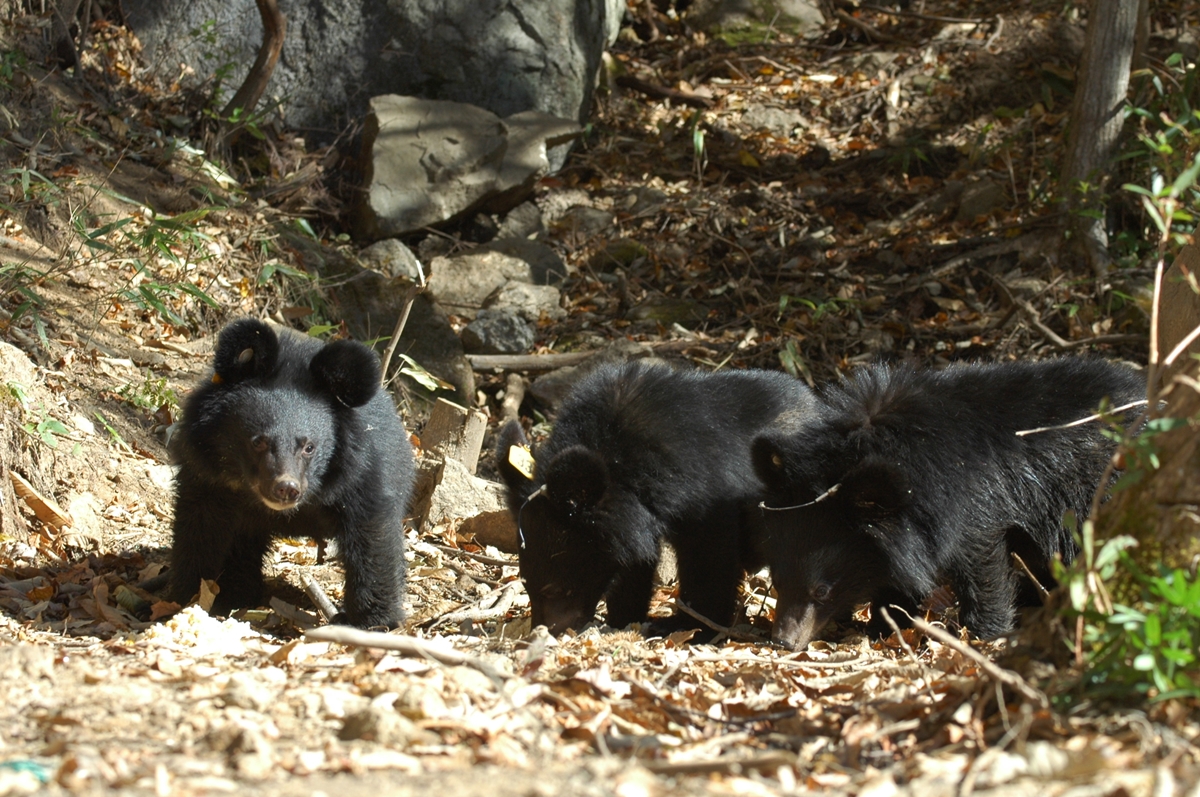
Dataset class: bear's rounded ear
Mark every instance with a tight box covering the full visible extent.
[213,319,279,384]
[543,446,609,514]
[841,458,908,521]
[310,340,380,408]
[751,434,792,493]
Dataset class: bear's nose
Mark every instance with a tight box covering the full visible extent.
[273,479,301,503]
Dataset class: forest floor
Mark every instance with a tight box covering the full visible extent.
[0,0,1198,795]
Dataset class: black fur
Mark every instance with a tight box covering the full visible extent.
[167,319,414,629]
[496,361,820,638]
[752,358,1144,649]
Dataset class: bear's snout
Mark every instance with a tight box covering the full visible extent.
[272,478,301,504]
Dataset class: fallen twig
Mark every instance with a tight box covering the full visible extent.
[1010,552,1050,601]
[501,372,526,421]
[301,573,339,622]
[643,752,796,776]
[615,75,714,108]
[304,625,511,681]
[878,606,938,703]
[429,580,523,629]
[433,544,516,568]
[1014,399,1148,436]
[673,600,764,643]
[380,263,427,388]
[895,608,1049,710]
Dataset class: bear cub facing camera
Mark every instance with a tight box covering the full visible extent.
[167,319,414,629]
[496,361,821,639]
[753,357,1144,650]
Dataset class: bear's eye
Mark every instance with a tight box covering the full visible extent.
[251,436,269,452]
[301,441,316,457]
[811,583,833,603]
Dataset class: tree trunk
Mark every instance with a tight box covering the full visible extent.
[1098,241,1200,595]
[1059,0,1145,278]
[219,0,286,144]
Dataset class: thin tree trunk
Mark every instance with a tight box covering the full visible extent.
[1059,0,1144,278]
[219,0,286,143]
[50,0,83,72]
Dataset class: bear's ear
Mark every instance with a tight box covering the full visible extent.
[840,458,908,521]
[543,446,609,514]
[213,319,279,384]
[496,419,535,492]
[751,434,792,494]
[310,340,381,408]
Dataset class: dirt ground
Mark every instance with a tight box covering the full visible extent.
[1,0,1198,795]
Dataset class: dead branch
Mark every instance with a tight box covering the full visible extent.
[832,9,908,45]
[433,544,516,568]
[673,600,764,644]
[615,75,713,108]
[643,752,796,776]
[429,580,522,628]
[304,625,511,681]
[1010,553,1050,601]
[896,608,1049,710]
[500,373,526,421]
[877,606,938,703]
[1014,399,1148,436]
[380,269,428,387]
[301,573,338,622]
[467,352,593,372]
[858,3,984,24]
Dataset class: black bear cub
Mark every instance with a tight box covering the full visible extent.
[167,319,415,629]
[752,358,1143,650]
[496,361,820,639]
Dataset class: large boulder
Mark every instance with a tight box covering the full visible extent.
[123,0,624,144]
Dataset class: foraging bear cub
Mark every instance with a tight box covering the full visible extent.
[497,361,820,638]
[166,318,414,629]
[753,357,1144,650]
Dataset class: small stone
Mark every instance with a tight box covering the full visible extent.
[591,238,649,272]
[339,705,422,745]
[222,671,276,712]
[359,239,423,281]
[496,201,545,240]
[552,205,616,238]
[461,309,535,355]
[955,179,1007,222]
[742,105,807,137]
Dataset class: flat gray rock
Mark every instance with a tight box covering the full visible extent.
[686,0,825,40]
[427,250,536,318]
[742,105,807,137]
[357,96,581,238]
[485,282,565,322]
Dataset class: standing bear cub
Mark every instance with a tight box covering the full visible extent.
[167,319,414,629]
[753,358,1144,650]
[497,361,820,639]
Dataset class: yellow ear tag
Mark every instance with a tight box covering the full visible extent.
[508,444,536,481]
[211,373,223,384]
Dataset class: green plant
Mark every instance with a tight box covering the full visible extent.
[118,370,180,414]
[778,294,850,321]
[0,49,27,89]
[1111,52,1200,265]
[1062,528,1200,702]
[8,381,73,449]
